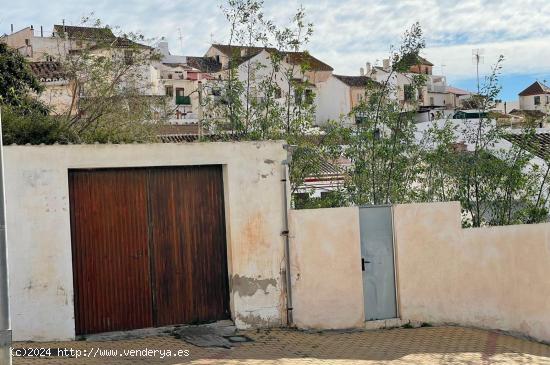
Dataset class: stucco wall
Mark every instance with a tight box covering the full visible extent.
[315,75,351,125]
[5,141,288,341]
[394,201,550,344]
[289,207,365,329]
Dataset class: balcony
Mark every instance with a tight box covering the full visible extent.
[427,84,447,93]
[176,95,191,105]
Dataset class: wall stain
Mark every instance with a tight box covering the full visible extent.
[264,159,275,164]
[231,274,277,297]
[236,312,279,327]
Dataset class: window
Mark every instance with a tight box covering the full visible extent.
[167,73,173,79]
[274,86,282,99]
[534,96,541,105]
[355,114,367,124]
[165,86,173,97]
[211,87,222,97]
[124,50,134,65]
[304,89,314,104]
[404,84,415,101]
[294,89,302,104]
[430,97,434,106]
[175,88,191,105]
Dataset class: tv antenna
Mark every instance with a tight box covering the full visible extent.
[472,49,484,93]
[177,28,184,54]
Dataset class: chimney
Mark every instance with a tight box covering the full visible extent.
[382,59,390,70]
[366,62,372,74]
[10,24,13,34]
[158,41,170,56]
[360,67,365,76]
[40,26,43,37]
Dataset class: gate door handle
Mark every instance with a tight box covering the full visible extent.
[361,258,371,271]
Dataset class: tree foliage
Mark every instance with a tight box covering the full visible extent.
[0,42,43,109]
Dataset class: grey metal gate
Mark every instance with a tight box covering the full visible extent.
[359,205,397,321]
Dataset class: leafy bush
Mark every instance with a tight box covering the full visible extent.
[1,105,76,145]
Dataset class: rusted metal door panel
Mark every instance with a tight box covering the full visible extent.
[148,166,230,326]
[69,169,153,335]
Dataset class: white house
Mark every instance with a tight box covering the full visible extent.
[203,44,333,123]
[519,81,550,112]
[316,74,380,125]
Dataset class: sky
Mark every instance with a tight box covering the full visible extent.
[2,0,550,101]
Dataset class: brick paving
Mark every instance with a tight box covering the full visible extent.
[12,326,550,364]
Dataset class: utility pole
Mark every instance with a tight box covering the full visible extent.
[0,108,12,365]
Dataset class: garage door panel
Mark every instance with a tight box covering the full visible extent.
[149,166,230,326]
[69,169,153,335]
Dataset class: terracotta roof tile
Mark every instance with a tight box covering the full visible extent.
[519,81,550,96]
[211,44,333,71]
[53,25,115,40]
[29,61,65,81]
[186,56,223,73]
[333,75,381,88]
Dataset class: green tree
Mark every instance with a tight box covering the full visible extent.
[205,0,325,198]
[420,57,549,226]
[328,23,427,206]
[48,17,167,143]
[0,42,43,109]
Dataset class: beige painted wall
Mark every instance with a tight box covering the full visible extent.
[289,207,365,329]
[5,141,288,341]
[394,201,550,343]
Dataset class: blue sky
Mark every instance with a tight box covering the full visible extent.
[2,0,550,101]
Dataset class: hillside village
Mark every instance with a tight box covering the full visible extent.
[3,23,549,133]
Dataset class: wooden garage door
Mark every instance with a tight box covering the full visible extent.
[69,166,230,335]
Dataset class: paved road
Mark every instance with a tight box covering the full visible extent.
[13,326,550,364]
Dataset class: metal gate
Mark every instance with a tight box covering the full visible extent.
[69,166,230,335]
[359,205,397,321]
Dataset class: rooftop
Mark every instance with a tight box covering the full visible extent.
[333,74,381,88]
[29,61,65,81]
[519,81,550,96]
[53,25,115,40]
[210,44,333,71]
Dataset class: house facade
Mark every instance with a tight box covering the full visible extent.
[151,41,218,125]
[2,24,156,117]
[203,44,333,124]
[519,81,550,112]
[316,74,380,125]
